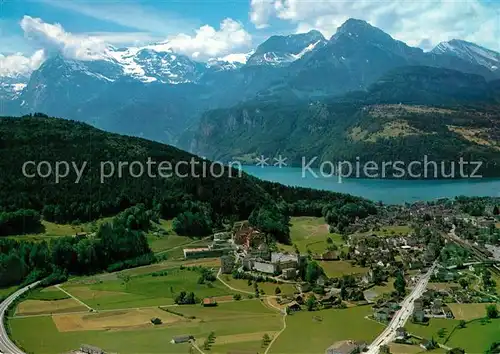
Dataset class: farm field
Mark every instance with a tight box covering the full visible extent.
[9,299,282,354]
[61,267,231,310]
[364,278,395,301]
[147,219,206,253]
[159,239,212,259]
[147,233,192,253]
[119,258,221,277]
[7,218,114,242]
[279,217,345,254]
[406,318,459,343]
[447,303,497,320]
[26,286,70,301]
[319,260,369,278]
[219,275,297,296]
[53,308,185,332]
[16,297,87,316]
[446,318,500,353]
[389,344,446,354]
[7,220,92,242]
[389,343,423,354]
[270,306,384,353]
[0,285,18,299]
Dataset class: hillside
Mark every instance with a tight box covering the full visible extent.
[0,115,370,225]
[186,66,500,178]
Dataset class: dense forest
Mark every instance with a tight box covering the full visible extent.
[0,205,156,289]
[0,115,374,230]
[0,115,272,225]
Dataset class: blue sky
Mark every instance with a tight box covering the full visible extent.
[1,0,500,75]
[0,0,283,55]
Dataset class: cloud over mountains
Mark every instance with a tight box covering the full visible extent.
[1,16,252,76]
[250,0,500,51]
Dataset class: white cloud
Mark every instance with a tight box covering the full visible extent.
[250,0,276,29]
[42,0,199,36]
[0,50,45,77]
[164,18,252,60]
[17,16,251,63]
[250,0,500,51]
[20,16,108,60]
[85,32,163,47]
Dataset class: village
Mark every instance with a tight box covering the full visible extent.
[173,197,500,354]
[6,197,500,354]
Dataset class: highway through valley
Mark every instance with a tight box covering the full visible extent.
[0,281,40,354]
[366,262,437,354]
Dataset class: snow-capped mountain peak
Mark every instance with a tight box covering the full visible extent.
[205,51,255,72]
[432,39,500,71]
[107,46,203,84]
[246,30,327,66]
[0,77,28,101]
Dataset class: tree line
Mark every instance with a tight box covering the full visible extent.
[0,205,154,287]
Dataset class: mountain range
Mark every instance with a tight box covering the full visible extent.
[1,18,500,174]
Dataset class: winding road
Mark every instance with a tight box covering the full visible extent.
[366,262,437,354]
[0,281,40,354]
[217,269,287,354]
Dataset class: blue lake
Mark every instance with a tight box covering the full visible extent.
[241,165,500,204]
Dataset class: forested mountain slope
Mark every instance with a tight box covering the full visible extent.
[187,66,500,178]
[0,115,370,224]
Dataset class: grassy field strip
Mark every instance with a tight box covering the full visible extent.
[191,341,206,354]
[12,311,90,319]
[13,303,182,318]
[263,298,287,354]
[216,268,287,354]
[217,269,253,295]
[55,285,93,311]
[155,235,212,256]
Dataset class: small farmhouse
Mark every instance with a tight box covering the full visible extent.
[287,301,301,312]
[325,340,366,354]
[79,344,105,354]
[171,335,194,344]
[202,298,217,307]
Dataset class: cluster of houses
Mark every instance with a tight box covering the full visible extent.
[241,250,304,280]
[184,222,306,281]
[371,282,456,324]
[351,231,435,272]
[411,290,454,323]
[373,300,401,322]
[280,291,344,312]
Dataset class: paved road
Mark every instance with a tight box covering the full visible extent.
[0,281,40,354]
[366,263,437,354]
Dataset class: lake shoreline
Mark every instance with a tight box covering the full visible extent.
[241,165,500,204]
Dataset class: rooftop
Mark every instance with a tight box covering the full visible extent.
[326,340,361,354]
[184,247,210,253]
